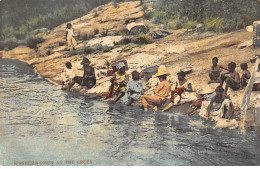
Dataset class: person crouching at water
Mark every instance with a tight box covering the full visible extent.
[220,62,240,94]
[199,86,234,120]
[140,66,171,112]
[162,71,194,112]
[66,23,77,52]
[121,70,143,106]
[68,57,96,91]
[107,62,129,104]
[61,61,75,90]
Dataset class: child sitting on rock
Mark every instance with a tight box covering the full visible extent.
[220,61,240,94]
[208,57,227,84]
[61,62,75,90]
[121,70,143,106]
[240,63,251,88]
[199,86,234,120]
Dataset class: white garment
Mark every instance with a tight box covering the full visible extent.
[66,28,77,51]
[61,68,75,85]
[199,99,232,120]
[170,91,197,105]
[121,79,143,104]
[170,79,196,105]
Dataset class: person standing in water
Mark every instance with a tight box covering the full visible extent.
[66,23,77,52]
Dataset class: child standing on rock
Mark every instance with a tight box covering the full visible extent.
[121,70,143,106]
[66,23,77,52]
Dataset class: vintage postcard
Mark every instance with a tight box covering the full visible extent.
[0,0,259,166]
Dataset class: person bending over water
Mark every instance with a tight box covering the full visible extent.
[69,57,96,91]
[108,62,129,104]
[162,71,194,112]
[200,86,234,120]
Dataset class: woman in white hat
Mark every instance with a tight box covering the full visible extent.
[140,66,171,111]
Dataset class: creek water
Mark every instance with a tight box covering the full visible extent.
[0,59,259,166]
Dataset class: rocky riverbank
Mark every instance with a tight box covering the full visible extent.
[1,1,259,129]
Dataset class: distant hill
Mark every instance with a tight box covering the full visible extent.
[0,0,127,40]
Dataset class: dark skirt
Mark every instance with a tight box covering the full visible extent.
[73,76,96,89]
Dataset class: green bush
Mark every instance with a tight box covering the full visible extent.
[152,11,167,24]
[0,0,128,41]
[3,38,19,50]
[26,35,44,49]
[153,0,260,32]
[204,18,224,32]
[131,33,154,44]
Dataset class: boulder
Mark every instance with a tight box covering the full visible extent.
[126,22,147,35]
[86,36,123,48]
[237,40,253,49]
[246,25,253,32]
[149,29,172,39]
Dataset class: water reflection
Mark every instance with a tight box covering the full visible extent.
[0,59,259,166]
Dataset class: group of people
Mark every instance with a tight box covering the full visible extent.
[63,22,252,121]
[61,55,252,121]
[202,57,251,119]
[61,57,96,91]
[208,57,251,93]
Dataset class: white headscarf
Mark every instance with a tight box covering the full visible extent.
[116,62,125,69]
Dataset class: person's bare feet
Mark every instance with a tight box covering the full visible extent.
[153,106,158,112]
[144,108,148,112]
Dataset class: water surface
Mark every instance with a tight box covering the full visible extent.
[0,59,259,166]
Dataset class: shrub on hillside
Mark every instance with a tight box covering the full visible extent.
[131,33,154,44]
[26,35,44,49]
[153,0,260,32]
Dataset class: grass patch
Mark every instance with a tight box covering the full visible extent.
[153,0,260,32]
[131,33,154,44]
